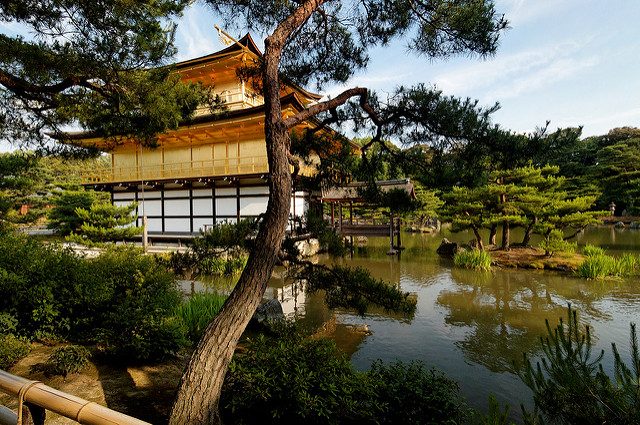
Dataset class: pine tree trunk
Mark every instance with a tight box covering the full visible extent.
[489,224,497,246]
[472,226,484,251]
[168,35,293,425]
[521,217,537,246]
[501,221,510,250]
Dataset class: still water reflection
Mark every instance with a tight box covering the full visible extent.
[208,227,640,419]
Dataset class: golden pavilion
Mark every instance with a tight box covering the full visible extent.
[65,34,326,235]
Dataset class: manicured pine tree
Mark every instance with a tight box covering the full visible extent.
[72,202,141,242]
[441,186,491,250]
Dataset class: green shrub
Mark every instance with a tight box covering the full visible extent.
[0,312,17,335]
[222,332,375,425]
[175,292,227,343]
[369,361,469,425]
[88,247,186,362]
[0,232,88,337]
[454,249,492,271]
[44,345,91,377]
[305,210,347,256]
[0,233,186,362]
[538,231,577,255]
[222,327,468,425]
[582,244,605,257]
[0,334,30,370]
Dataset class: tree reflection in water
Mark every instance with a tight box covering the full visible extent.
[437,268,618,373]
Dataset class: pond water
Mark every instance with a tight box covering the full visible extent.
[205,226,640,421]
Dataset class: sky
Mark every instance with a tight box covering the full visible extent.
[174,0,640,138]
[1,1,639,141]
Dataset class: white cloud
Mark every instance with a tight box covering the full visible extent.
[554,107,640,136]
[496,0,576,26]
[432,38,597,99]
[487,55,599,100]
[174,6,221,61]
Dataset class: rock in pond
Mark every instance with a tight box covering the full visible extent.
[250,298,285,328]
[436,238,463,258]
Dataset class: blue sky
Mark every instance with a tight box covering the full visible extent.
[1,1,638,140]
[174,0,640,137]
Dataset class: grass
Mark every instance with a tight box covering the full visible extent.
[453,249,492,271]
[582,244,606,257]
[200,256,247,276]
[175,292,227,343]
[576,250,640,279]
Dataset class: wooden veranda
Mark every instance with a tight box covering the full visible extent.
[318,179,415,254]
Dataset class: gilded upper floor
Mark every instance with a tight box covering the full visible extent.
[67,34,324,185]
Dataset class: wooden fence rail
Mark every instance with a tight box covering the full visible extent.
[0,370,149,425]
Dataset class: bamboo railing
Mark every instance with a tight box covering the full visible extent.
[0,370,150,425]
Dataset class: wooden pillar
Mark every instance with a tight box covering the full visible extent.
[189,182,194,233]
[330,203,335,226]
[142,216,148,253]
[396,217,402,249]
[236,180,241,222]
[338,203,343,233]
[388,212,395,255]
[349,201,354,255]
[160,184,165,233]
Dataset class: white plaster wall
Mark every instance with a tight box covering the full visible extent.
[239,197,268,216]
[165,199,189,216]
[216,187,236,196]
[164,190,189,198]
[192,198,213,216]
[139,199,161,216]
[240,186,269,195]
[193,218,214,232]
[164,218,190,232]
[215,198,237,216]
[146,218,163,232]
[113,192,135,200]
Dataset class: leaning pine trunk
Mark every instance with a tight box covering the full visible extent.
[521,217,537,246]
[168,37,292,425]
[489,224,497,246]
[471,226,484,251]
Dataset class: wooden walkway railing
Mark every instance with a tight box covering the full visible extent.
[0,370,149,425]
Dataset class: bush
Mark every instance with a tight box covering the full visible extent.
[222,334,374,424]
[0,312,17,335]
[582,244,605,257]
[0,334,30,370]
[454,249,492,271]
[175,292,227,343]
[369,361,469,425]
[222,327,468,425]
[88,247,186,361]
[305,210,347,256]
[539,231,577,256]
[47,190,99,235]
[0,232,186,362]
[0,232,88,337]
[44,345,91,377]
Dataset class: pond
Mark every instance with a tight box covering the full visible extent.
[206,226,640,421]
